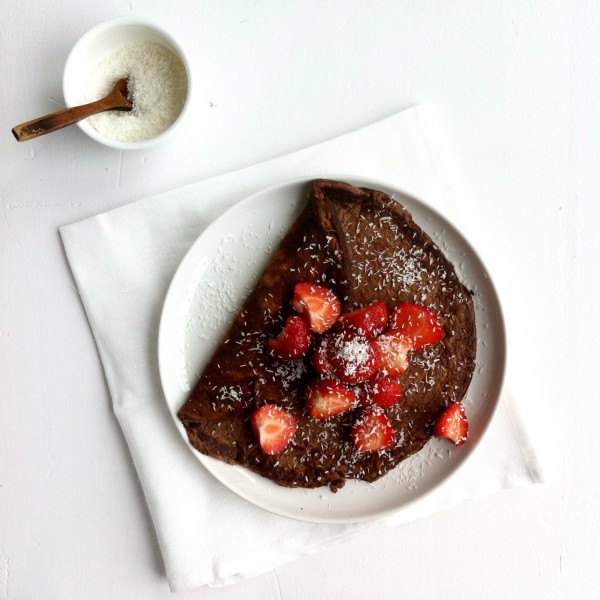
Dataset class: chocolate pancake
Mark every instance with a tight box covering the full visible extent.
[178,179,476,491]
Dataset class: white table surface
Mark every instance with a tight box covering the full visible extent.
[1,1,598,598]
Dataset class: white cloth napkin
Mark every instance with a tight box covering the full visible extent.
[60,106,542,592]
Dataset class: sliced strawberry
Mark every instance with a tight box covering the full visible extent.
[358,373,403,409]
[291,282,341,333]
[372,331,413,378]
[335,301,389,338]
[305,378,357,419]
[311,340,334,376]
[312,332,374,384]
[352,408,396,453]
[251,404,298,454]
[326,331,378,384]
[389,303,443,351]
[266,316,311,360]
[433,402,468,446]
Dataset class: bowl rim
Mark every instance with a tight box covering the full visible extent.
[62,16,192,150]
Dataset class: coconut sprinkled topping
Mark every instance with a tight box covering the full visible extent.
[217,385,243,403]
[275,360,309,390]
[329,335,373,378]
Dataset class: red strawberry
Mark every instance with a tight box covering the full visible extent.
[372,331,413,378]
[305,378,357,419]
[251,404,298,454]
[267,316,311,360]
[311,340,334,376]
[291,282,341,333]
[358,373,403,409]
[433,402,468,446]
[326,331,378,384]
[336,301,389,338]
[352,408,396,453]
[389,303,443,351]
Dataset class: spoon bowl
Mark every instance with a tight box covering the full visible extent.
[63,17,191,150]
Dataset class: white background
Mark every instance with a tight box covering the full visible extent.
[1,1,598,599]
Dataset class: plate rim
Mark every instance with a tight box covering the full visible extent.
[158,173,507,523]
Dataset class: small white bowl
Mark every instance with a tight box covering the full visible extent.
[63,17,191,150]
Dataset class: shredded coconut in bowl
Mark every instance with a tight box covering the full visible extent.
[84,40,188,143]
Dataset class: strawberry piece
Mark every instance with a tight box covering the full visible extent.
[311,340,334,376]
[266,316,311,360]
[326,331,378,384]
[352,408,396,453]
[291,282,341,333]
[305,378,357,419]
[251,404,298,454]
[335,301,389,338]
[358,373,403,409]
[389,303,443,351]
[433,402,468,446]
[372,331,413,378]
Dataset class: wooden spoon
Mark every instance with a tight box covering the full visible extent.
[11,78,133,142]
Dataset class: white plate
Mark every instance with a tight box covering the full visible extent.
[158,175,506,523]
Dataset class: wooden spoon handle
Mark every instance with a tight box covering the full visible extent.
[11,96,130,142]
